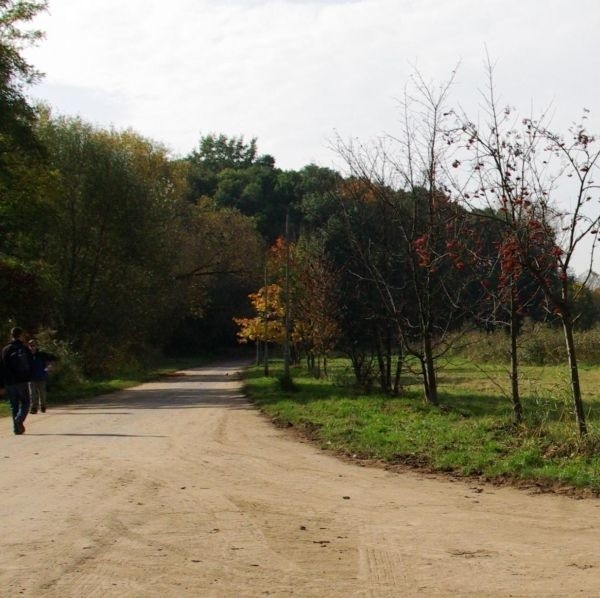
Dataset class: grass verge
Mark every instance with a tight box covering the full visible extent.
[243,359,600,496]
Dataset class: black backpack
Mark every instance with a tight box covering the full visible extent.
[6,344,31,381]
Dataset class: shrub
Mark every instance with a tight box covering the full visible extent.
[33,330,85,390]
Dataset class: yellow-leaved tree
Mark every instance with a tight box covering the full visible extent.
[234,283,286,346]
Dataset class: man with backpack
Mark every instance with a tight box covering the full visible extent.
[1,327,34,435]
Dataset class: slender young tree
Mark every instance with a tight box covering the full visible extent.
[335,71,478,405]
[455,64,600,435]
[293,237,340,379]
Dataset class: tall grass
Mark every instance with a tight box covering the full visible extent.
[451,323,600,366]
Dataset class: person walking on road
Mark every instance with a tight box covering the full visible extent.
[28,339,57,414]
[1,327,34,435]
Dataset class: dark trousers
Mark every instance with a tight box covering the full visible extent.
[29,380,47,411]
[7,383,31,431]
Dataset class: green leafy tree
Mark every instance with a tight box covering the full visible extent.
[0,1,49,330]
[185,134,259,200]
[170,198,264,353]
[187,134,318,242]
[0,0,46,166]
[36,113,188,369]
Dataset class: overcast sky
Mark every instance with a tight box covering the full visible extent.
[25,0,600,169]
[23,0,600,272]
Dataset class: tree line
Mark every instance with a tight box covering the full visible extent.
[235,70,600,437]
[2,2,357,376]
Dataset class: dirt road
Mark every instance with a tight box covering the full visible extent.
[1,362,599,597]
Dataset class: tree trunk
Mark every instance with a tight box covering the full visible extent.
[509,295,523,423]
[385,329,392,394]
[376,340,386,391]
[393,352,403,395]
[419,356,429,400]
[307,352,315,377]
[376,328,394,394]
[562,316,587,436]
[263,341,269,377]
[351,351,363,385]
[423,333,438,405]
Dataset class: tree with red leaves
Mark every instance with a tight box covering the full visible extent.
[335,71,481,405]
[455,62,600,435]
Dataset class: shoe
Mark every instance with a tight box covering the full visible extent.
[41,407,46,413]
[30,409,38,414]
[14,420,25,434]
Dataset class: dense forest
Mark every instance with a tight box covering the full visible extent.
[2,2,600,435]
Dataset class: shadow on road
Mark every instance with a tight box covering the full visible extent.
[27,432,167,438]
[51,362,254,412]
[56,412,133,415]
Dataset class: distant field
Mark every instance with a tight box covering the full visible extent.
[243,357,600,494]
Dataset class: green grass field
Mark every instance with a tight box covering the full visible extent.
[243,358,600,494]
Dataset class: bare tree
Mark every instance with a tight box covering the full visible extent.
[335,71,478,405]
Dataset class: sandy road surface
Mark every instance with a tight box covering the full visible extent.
[1,362,599,597]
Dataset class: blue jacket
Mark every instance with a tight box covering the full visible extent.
[30,350,57,382]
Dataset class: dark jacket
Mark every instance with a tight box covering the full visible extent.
[1,340,34,385]
[31,350,57,382]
